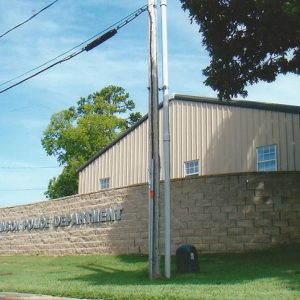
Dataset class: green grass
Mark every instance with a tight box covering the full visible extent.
[0,244,300,300]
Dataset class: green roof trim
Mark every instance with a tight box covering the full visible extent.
[173,94,300,114]
[78,94,300,172]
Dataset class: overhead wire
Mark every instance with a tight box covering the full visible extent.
[0,166,61,192]
[0,4,148,88]
[0,188,45,192]
[0,4,148,194]
[0,49,84,94]
[0,166,61,193]
[0,166,60,169]
[0,0,59,39]
[0,4,148,92]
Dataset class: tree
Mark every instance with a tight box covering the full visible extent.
[180,0,300,99]
[42,85,142,199]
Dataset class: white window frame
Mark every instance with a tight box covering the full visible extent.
[184,160,200,176]
[99,178,110,189]
[256,144,277,172]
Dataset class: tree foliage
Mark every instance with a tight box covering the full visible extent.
[181,0,300,99]
[42,85,141,199]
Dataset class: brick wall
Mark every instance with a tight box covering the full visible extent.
[0,172,299,256]
[170,172,300,253]
[0,187,148,256]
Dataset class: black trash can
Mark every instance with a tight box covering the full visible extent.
[176,244,199,273]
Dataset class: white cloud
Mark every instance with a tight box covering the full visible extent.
[246,74,300,105]
[0,0,299,208]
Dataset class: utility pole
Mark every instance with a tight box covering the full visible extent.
[148,0,160,280]
[160,0,171,279]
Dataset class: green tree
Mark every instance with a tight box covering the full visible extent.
[180,0,300,100]
[42,85,141,199]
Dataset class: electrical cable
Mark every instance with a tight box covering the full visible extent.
[0,49,83,94]
[0,4,148,89]
[0,166,60,169]
[0,5,148,94]
[0,188,45,192]
[0,0,59,39]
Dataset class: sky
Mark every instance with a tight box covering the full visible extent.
[0,0,299,208]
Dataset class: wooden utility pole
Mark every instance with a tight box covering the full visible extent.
[148,0,160,280]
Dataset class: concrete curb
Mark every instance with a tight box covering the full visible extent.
[0,293,94,300]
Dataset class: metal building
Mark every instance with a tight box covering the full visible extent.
[78,94,300,194]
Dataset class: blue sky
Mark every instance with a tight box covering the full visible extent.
[0,0,299,208]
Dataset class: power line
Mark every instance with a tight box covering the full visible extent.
[0,188,44,192]
[0,49,84,94]
[0,0,59,39]
[0,4,148,91]
[0,5,144,88]
[0,166,60,169]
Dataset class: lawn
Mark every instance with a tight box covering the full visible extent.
[0,244,300,300]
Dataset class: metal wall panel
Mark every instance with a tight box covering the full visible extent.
[169,100,300,178]
[79,114,150,193]
[294,114,300,170]
[79,99,300,194]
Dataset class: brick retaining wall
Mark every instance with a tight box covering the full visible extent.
[0,172,299,256]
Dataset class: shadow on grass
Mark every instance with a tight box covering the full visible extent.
[65,244,300,291]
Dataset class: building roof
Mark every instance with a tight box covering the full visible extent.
[174,94,300,114]
[78,94,300,172]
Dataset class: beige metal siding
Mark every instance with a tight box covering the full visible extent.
[169,100,300,178]
[79,99,300,194]
[79,116,150,194]
[294,114,300,170]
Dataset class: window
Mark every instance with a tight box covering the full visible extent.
[256,145,277,171]
[184,160,200,176]
[100,178,110,189]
